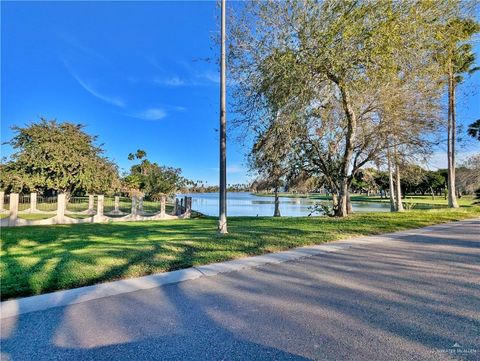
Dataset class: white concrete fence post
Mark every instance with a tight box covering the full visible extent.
[160,195,166,216]
[30,192,37,213]
[88,194,95,213]
[0,191,4,212]
[97,195,104,217]
[57,193,66,224]
[8,193,19,226]
[114,196,120,213]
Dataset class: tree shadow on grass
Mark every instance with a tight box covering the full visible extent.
[1,220,320,300]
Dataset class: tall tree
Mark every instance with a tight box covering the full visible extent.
[435,17,479,208]
[230,0,449,217]
[0,118,119,195]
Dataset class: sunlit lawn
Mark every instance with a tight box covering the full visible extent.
[1,207,479,300]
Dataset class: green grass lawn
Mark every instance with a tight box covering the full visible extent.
[256,192,476,207]
[1,207,479,300]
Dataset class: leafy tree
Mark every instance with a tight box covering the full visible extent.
[286,172,319,194]
[352,169,379,196]
[456,154,480,195]
[249,116,294,217]
[230,0,449,217]
[421,171,446,199]
[128,149,147,161]
[467,119,480,140]
[123,151,186,199]
[474,187,480,204]
[0,118,119,195]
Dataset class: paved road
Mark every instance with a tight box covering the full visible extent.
[1,219,479,361]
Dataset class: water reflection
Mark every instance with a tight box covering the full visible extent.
[178,192,391,217]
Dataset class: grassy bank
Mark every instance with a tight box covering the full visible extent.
[255,192,476,207]
[1,207,479,300]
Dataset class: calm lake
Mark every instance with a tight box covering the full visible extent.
[178,192,390,217]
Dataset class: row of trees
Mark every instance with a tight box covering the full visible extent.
[252,156,480,199]
[230,0,479,217]
[0,119,187,199]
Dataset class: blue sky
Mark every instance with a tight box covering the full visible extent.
[1,1,479,185]
[1,0,249,185]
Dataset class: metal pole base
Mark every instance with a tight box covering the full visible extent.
[218,215,228,235]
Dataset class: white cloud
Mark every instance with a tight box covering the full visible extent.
[61,34,107,62]
[154,76,186,86]
[227,164,244,174]
[198,70,220,84]
[63,60,125,107]
[152,69,221,88]
[73,75,125,108]
[133,108,167,121]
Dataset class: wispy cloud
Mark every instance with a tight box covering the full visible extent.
[227,164,245,174]
[73,74,125,108]
[154,76,186,86]
[149,57,221,87]
[133,108,167,121]
[61,34,107,62]
[152,71,220,87]
[63,60,125,107]
[197,70,220,84]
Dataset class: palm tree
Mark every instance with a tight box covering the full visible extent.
[467,119,480,141]
[441,19,479,208]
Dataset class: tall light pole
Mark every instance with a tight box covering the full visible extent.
[218,0,228,234]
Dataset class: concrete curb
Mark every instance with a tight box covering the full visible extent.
[1,218,478,319]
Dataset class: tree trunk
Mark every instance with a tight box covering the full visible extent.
[273,185,281,217]
[387,145,397,212]
[346,192,353,214]
[393,145,404,212]
[447,62,459,208]
[332,192,338,212]
[335,180,349,217]
[330,77,357,218]
[430,187,436,201]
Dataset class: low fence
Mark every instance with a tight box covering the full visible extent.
[0,192,192,227]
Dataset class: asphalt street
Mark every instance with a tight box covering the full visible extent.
[1,218,479,361]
